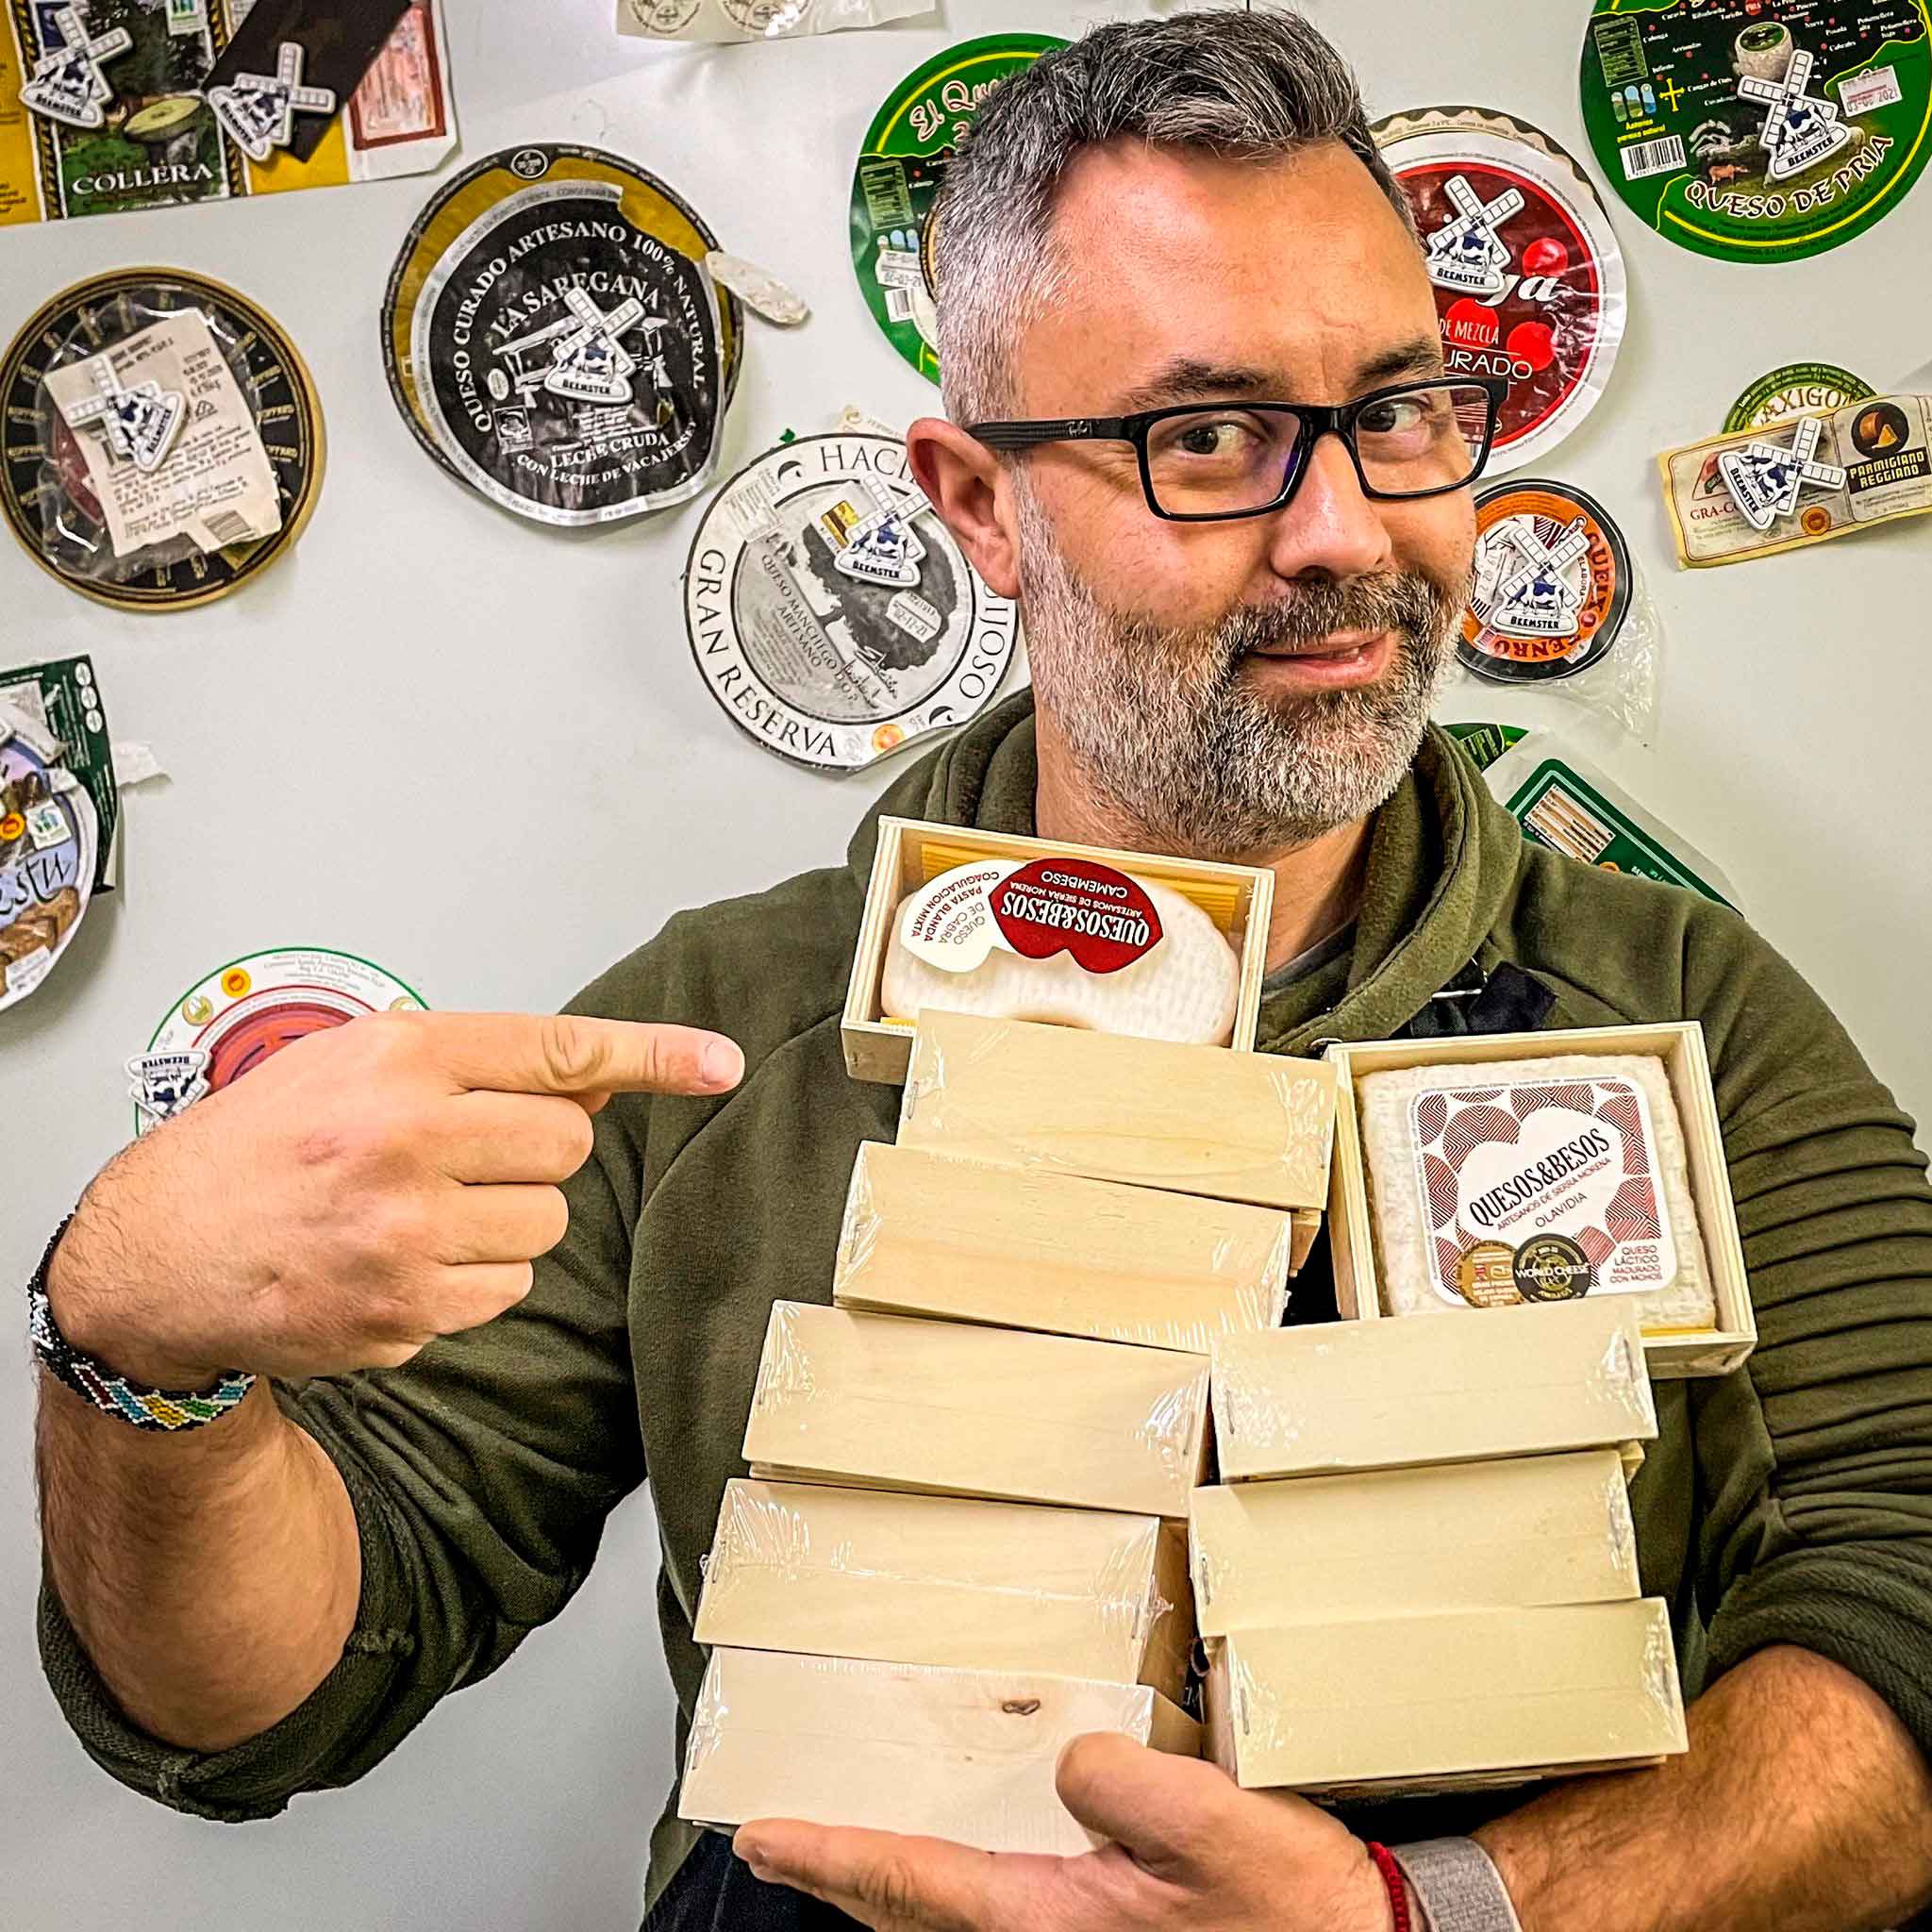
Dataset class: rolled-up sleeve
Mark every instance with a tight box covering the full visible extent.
[1687,908,1932,1761]
[39,1073,650,1821]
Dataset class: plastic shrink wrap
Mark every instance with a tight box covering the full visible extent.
[897,1009,1335,1212]
[1210,1299,1656,1482]
[1190,1447,1640,1637]
[834,1141,1296,1351]
[1206,1600,1685,1798]
[695,1477,1194,1702]
[680,1649,1199,1852]
[741,1301,1212,1519]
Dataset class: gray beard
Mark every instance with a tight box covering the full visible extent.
[1014,483,1463,861]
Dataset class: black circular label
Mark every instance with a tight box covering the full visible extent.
[1512,1233,1595,1303]
[1,271,323,610]
[402,155,727,527]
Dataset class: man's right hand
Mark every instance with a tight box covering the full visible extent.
[47,1011,745,1391]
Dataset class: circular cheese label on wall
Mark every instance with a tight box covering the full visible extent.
[1,269,325,612]
[1459,479,1633,685]
[1725,359,1876,431]
[850,34,1064,385]
[384,145,741,526]
[1580,0,1932,264]
[684,432,1020,773]
[130,948,427,1136]
[0,733,96,1016]
[1374,107,1626,476]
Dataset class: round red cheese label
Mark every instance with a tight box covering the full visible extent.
[1375,107,1626,476]
[1460,479,1633,685]
[989,858,1162,975]
[130,947,428,1136]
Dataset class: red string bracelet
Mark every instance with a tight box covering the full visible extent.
[1366,1841,1413,1932]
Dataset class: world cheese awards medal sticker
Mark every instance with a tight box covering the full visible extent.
[1458,480,1633,686]
[851,33,1064,384]
[129,948,427,1136]
[1580,0,1932,264]
[0,269,324,611]
[685,431,1019,774]
[1373,107,1627,475]
[382,144,743,526]
[1726,360,1876,432]
[1513,1234,1595,1304]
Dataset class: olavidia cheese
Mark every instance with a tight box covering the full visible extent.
[881,860,1240,1046]
[1357,1054,1715,1332]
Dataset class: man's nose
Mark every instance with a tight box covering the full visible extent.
[1265,430,1397,582]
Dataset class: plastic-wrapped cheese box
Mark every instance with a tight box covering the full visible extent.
[680,1648,1199,1852]
[741,1300,1212,1520]
[695,1477,1194,1703]
[1204,1599,1685,1800]
[834,1141,1302,1350]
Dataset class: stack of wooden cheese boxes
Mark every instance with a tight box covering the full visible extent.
[679,1009,1340,1854]
[1197,1299,1688,1797]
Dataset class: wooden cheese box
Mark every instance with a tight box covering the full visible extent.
[1325,1024,1756,1379]
[1210,1298,1657,1483]
[742,1302,1213,1520]
[832,1141,1298,1351]
[1205,1600,1686,1798]
[897,1009,1337,1214]
[680,1648,1200,1854]
[694,1478,1195,1704]
[842,816,1274,1085]
[1189,1446,1641,1639]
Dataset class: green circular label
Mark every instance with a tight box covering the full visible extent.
[1724,359,1877,430]
[1580,1,1932,264]
[850,34,1064,385]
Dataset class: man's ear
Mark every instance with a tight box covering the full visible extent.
[907,416,1021,599]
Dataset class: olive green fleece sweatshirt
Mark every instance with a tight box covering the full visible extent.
[40,694,1932,1926]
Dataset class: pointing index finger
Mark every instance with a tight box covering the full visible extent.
[425,1012,744,1099]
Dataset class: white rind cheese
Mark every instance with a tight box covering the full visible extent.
[882,874,1240,1045]
[1357,1053,1715,1331]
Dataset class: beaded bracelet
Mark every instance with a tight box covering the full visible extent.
[1367,1842,1414,1932]
[25,1215,257,1432]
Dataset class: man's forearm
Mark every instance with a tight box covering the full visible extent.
[1476,1645,1932,1932]
[35,1228,360,1755]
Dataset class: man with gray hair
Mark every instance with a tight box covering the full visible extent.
[30,10,1932,1932]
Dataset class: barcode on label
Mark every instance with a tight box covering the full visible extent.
[203,508,258,546]
[1621,134,1687,180]
[884,288,916,324]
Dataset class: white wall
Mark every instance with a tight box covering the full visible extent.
[6,2,1930,1924]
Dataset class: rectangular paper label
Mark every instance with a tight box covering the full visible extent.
[1840,65,1903,115]
[1407,1075,1677,1307]
[42,310,282,560]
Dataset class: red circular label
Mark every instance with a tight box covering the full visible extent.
[203,1001,355,1091]
[991,858,1163,975]
[1394,157,1604,459]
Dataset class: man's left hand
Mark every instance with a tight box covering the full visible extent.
[732,1733,1398,1931]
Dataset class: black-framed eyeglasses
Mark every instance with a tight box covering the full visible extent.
[968,376,1507,523]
